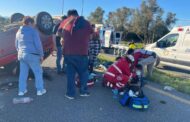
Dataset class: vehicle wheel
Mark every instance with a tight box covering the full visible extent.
[35,12,53,35]
[154,56,160,67]
[4,61,35,78]
[10,13,24,23]
[4,61,19,75]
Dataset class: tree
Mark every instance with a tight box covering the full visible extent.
[105,7,131,40]
[165,12,176,29]
[88,7,105,24]
[130,9,144,37]
[106,7,131,31]
[130,0,176,44]
[94,0,176,43]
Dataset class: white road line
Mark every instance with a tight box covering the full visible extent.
[145,85,190,105]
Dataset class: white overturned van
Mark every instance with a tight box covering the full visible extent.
[145,26,190,69]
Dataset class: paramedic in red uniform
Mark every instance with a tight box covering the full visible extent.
[103,54,135,90]
[127,49,156,78]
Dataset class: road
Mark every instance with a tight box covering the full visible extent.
[0,55,190,122]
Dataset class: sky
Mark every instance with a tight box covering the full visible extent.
[0,0,190,26]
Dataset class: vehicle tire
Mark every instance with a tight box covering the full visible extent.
[154,56,160,67]
[4,61,35,78]
[35,12,53,35]
[4,61,19,75]
[10,13,24,23]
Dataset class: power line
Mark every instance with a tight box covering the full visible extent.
[176,18,190,22]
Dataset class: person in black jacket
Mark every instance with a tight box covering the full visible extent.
[52,16,67,74]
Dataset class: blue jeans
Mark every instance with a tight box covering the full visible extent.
[18,53,44,92]
[56,46,63,72]
[64,55,89,97]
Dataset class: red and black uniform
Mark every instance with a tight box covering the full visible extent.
[133,49,155,66]
[103,57,134,89]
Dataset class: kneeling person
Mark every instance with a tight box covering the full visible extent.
[103,55,135,90]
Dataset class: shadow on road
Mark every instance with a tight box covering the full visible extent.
[0,67,55,82]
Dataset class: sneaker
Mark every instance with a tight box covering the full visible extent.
[65,94,74,100]
[80,92,90,97]
[37,89,47,96]
[18,90,27,96]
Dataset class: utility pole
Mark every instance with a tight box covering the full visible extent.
[81,0,84,16]
[62,0,64,15]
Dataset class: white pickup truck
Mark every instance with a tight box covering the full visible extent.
[145,26,190,69]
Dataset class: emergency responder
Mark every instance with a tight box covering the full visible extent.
[127,48,156,78]
[103,54,135,90]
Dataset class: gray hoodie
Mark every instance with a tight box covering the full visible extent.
[15,26,44,57]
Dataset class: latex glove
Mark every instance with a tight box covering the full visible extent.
[129,90,137,97]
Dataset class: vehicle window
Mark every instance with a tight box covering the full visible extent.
[183,33,190,47]
[111,32,114,40]
[116,33,120,38]
[157,34,179,48]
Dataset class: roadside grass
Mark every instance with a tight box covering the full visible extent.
[97,53,115,63]
[150,69,190,95]
[97,53,190,95]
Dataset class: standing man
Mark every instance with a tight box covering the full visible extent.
[15,16,46,96]
[52,16,67,74]
[58,9,93,99]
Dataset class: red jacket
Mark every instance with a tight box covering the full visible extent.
[58,16,93,55]
[133,49,154,66]
[104,57,133,89]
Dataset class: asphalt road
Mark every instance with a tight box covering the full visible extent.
[0,56,190,122]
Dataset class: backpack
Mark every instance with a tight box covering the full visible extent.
[119,90,150,110]
[128,96,149,110]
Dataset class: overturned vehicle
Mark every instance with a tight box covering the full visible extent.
[0,12,54,73]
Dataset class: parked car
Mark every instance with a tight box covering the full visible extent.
[145,26,190,68]
[0,12,54,73]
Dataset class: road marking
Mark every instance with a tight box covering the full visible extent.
[145,85,190,106]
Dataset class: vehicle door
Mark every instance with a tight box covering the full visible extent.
[114,32,121,44]
[99,29,105,47]
[175,30,190,67]
[104,30,112,47]
[153,33,179,63]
